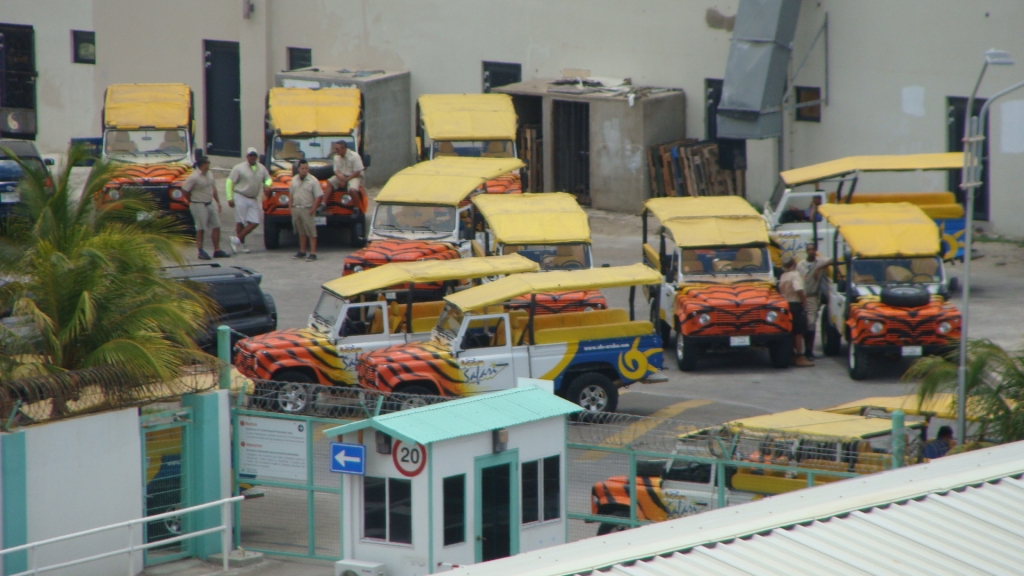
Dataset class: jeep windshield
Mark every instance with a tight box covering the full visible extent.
[501,243,591,271]
[681,247,771,278]
[435,304,464,342]
[104,129,189,162]
[372,203,457,235]
[851,257,942,285]
[430,140,514,159]
[312,291,346,331]
[272,135,355,165]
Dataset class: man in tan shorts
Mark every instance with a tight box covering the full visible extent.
[289,159,324,262]
[327,140,364,193]
[182,156,229,260]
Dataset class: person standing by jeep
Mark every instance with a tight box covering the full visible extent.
[779,254,812,367]
[327,140,364,194]
[289,159,323,261]
[182,156,229,260]
[226,147,272,253]
[797,243,832,360]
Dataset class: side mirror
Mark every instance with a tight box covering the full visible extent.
[601,263,610,268]
[362,153,371,168]
[265,128,275,139]
[44,158,55,166]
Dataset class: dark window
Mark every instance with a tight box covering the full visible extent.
[522,456,561,524]
[543,455,560,520]
[71,30,95,64]
[482,61,521,93]
[207,282,253,317]
[363,476,412,544]
[795,86,822,122]
[287,47,312,71]
[442,475,465,545]
[521,461,539,523]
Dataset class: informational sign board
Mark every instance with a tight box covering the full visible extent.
[392,440,427,477]
[330,442,366,475]
[238,416,308,482]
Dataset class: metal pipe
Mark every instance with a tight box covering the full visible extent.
[218,325,231,390]
[891,410,905,469]
[405,282,414,334]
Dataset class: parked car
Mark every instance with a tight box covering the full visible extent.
[0,138,53,220]
[161,264,277,353]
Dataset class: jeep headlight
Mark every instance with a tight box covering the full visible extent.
[353,265,363,273]
[278,194,289,205]
[937,321,952,335]
[766,310,779,323]
[341,193,353,206]
[108,189,120,200]
[698,313,711,325]
[170,189,183,200]
[869,321,884,334]
[585,306,595,312]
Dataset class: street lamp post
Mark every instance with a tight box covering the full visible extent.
[956,49,1019,444]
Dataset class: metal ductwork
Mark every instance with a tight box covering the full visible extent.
[716,0,802,139]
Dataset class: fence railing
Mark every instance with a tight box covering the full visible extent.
[0,496,244,576]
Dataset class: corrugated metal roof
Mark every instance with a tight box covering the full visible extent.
[450,440,1024,576]
[322,387,579,445]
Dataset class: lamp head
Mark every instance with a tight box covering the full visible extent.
[984,49,1014,66]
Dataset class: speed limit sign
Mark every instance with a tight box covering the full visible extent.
[392,440,427,477]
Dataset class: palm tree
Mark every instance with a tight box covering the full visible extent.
[904,339,1024,443]
[0,144,217,401]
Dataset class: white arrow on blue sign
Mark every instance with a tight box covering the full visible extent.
[330,442,366,475]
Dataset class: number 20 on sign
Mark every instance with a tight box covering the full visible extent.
[392,440,427,477]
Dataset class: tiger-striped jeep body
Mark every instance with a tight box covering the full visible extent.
[356,265,665,413]
[818,203,961,380]
[643,197,793,371]
[234,255,540,412]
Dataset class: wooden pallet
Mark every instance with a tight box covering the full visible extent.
[646,139,745,198]
[518,125,543,192]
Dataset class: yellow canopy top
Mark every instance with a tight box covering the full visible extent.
[822,394,969,420]
[322,255,538,299]
[663,217,769,248]
[104,83,191,129]
[818,202,940,258]
[725,408,921,439]
[780,152,965,187]
[376,157,525,206]
[267,87,361,136]
[445,264,662,312]
[419,93,518,141]
[645,196,758,222]
[474,193,591,245]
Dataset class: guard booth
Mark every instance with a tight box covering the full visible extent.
[323,385,580,576]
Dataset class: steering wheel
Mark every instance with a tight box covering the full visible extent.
[737,264,762,271]
[560,260,585,270]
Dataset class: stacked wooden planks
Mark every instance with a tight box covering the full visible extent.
[647,139,745,198]
[518,125,543,192]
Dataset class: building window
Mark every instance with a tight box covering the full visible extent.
[71,30,95,64]
[363,477,412,544]
[442,475,465,545]
[522,455,560,524]
[287,47,312,71]
[795,86,822,122]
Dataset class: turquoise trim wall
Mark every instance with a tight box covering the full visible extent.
[182,392,224,559]
[1,432,27,575]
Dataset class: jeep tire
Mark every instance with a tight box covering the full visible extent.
[821,312,842,357]
[880,285,930,308]
[848,343,870,380]
[263,220,280,250]
[567,372,618,413]
[674,330,697,372]
[768,339,793,368]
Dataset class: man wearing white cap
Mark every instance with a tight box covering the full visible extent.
[226,147,272,253]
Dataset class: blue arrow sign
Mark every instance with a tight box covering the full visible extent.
[330,442,366,475]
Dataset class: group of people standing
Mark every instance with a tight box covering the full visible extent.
[181,141,363,261]
[778,243,832,367]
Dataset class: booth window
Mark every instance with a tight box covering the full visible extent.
[442,475,465,545]
[522,455,561,524]
[363,477,412,544]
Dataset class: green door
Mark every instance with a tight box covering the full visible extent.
[141,409,192,565]
[474,450,519,563]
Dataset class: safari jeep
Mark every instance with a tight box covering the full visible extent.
[356,265,665,412]
[763,152,966,267]
[591,408,923,534]
[474,192,607,314]
[817,203,961,380]
[342,156,524,296]
[100,83,195,231]
[233,255,538,412]
[643,197,792,371]
[262,87,370,249]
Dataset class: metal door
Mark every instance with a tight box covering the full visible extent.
[204,40,241,157]
[947,96,989,221]
[483,62,521,93]
[474,451,518,563]
[141,409,192,565]
[552,100,589,202]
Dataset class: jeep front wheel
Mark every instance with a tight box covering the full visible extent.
[821,312,842,357]
[567,373,618,413]
[848,344,870,380]
[263,220,279,249]
[674,331,697,372]
[272,370,315,413]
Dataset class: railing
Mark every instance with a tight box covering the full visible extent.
[0,496,244,576]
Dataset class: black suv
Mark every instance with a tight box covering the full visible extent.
[162,264,277,353]
[0,139,53,219]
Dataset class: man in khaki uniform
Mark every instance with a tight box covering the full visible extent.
[327,140,364,193]
[289,159,324,262]
[182,156,229,260]
[226,147,272,253]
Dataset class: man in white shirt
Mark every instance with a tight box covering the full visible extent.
[796,243,833,360]
[225,147,272,253]
[327,141,364,193]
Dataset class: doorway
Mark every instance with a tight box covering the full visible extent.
[482,61,521,93]
[0,23,38,139]
[552,100,589,204]
[475,450,518,563]
[204,40,241,157]
[947,96,989,221]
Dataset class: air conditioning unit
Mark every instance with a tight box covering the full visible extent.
[335,559,386,576]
